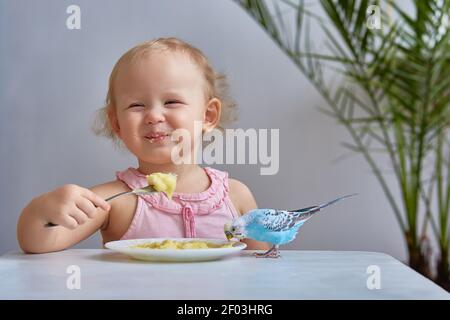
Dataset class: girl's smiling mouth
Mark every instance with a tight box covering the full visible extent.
[144,131,172,143]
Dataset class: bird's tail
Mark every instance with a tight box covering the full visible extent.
[318,193,358,210]
[290,193,358,223]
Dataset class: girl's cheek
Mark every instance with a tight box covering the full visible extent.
[169,114,191,127]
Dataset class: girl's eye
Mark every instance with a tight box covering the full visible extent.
[165,100,183,106]
[128,103,144,109]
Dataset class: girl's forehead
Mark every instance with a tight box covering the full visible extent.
[115,51,205,96]
[121,52,201,84]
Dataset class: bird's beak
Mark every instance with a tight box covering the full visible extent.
[225,231,233,241]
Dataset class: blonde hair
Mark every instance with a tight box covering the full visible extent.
[92,37,237,145]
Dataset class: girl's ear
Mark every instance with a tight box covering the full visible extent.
[203,98,221,133]
[107,105,121,139]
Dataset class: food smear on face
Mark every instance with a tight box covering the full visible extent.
[131,239,233,249]
[146,172,177,199]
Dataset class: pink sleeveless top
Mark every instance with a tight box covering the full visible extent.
[116,167,240,240]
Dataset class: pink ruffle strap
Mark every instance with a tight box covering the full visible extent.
[181,205,196,238]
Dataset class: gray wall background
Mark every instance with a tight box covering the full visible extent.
[0,0,407,261]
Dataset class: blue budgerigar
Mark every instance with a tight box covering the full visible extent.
[224,194,357,258]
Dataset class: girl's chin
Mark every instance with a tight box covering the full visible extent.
[140,151,173,161]
[139,152,197,165]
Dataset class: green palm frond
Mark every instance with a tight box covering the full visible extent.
[236,0,450,286]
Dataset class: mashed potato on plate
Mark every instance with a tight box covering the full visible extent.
[131,239,233,249]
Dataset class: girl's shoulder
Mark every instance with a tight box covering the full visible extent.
[227,178,257,216]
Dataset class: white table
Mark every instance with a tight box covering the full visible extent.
[0,249,448,299]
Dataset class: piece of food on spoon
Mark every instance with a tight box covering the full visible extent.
[131,239,233,249]
[146,172,177,199]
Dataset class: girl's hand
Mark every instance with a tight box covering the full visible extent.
[38,184,111,229]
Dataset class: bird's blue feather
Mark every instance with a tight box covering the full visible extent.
[233,194,356,247]
[245,220,304,245]
[240,209,307,245]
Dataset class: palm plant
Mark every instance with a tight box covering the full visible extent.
[236,0,450,290]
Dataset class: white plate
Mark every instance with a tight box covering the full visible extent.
[105,238,247,262]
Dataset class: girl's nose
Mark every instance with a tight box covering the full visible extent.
[144,105,165,124]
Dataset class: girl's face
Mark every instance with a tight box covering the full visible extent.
[110,51,220,164]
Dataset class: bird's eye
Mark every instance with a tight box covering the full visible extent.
[231,227,236,232]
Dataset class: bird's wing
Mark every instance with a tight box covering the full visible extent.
[255,209,300,232]
[291,206,320,224]
[256,207,320,232]
[251,195,357,233]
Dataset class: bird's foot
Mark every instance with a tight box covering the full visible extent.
[253,246,280,258]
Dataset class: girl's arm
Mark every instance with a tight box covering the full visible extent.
[17,183,116,254]
[228,179,271,250]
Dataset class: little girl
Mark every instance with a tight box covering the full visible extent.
[17,37,269,253]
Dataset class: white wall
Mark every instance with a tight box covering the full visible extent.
[0,0,407,261]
